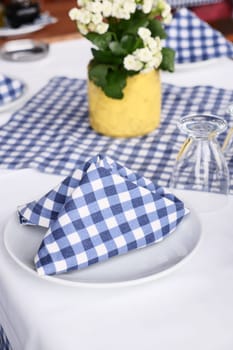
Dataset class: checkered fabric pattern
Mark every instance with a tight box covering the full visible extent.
[0,325,12,350]
[19,155,189,275]
[167,0,221,8]
[1,76,233,191]
[0,74,25,106]
[164,8,233,63]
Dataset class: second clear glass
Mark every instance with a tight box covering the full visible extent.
[169,114,229,212]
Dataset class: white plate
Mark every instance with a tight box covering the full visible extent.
[0,13,57,38]
[3,207,201,288]
[0,79,27,113]
[1,39,49,62]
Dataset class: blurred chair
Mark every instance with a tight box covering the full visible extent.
[190,0,233,22]
[168,0,233,22]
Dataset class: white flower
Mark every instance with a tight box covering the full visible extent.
[142,0,153,14]
[96,22,109,34]
[112,4,128,19]
[91,12,103,24]
[124,54,143,71]
[77,0,87,7]
[117,8,130,19]
[148,52,162,68]
[161,3,172,23]
[69,0,173,73]
[102,0,112,17]
[69,8,79,21]
[123,1,136,14]
[111,3,120,18]
[154,52,163,67]
[163,12,172,24]
[78,9,92,24]
[134,47,153,63]
[86,1,102,14]
[138,27,151,41]
[154,0,172,23]
[77,22,89,35]
[111,0,136,19]
[145,36,161,53]
[141,52,162,72]
[161,3,171,17]
[88,22,97,31]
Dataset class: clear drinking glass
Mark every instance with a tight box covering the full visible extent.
[169,114,229,212]
[222,104,233,159]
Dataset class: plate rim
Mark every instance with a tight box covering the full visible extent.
[0,13,55,38]
[3,206,202,288]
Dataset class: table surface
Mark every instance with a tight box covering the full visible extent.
[0,38,233,350]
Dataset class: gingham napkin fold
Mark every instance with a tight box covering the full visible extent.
[164,8,233,64]
[0,74,25,106]
[18,155,189,276]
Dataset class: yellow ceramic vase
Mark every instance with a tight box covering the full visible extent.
[88,69,161,138]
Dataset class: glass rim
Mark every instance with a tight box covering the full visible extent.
[178,113,228,135]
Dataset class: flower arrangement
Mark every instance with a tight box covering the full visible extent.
[69,0,175,99]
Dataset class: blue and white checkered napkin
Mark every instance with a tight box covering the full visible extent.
[0,74,25,106]
[164,8,233,64]
[0,325,12,350]
[18,155,189,276]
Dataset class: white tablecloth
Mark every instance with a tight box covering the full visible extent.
[1,38,233,350]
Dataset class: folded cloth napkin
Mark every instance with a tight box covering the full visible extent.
[18,155,189,276]
[164,8,233,64]
[0,74,25,106]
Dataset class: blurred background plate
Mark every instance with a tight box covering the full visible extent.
[0,13,57,38]
[0,39,49,62]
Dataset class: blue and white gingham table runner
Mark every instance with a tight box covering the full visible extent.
[167,0,221,8]
[0,74,25,106]
[0,76,233,191]
[164,8,233,63]
[19,154,189,275]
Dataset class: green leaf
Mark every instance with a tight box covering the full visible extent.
[91,48,122,64]
[159,47,175,72]
[109,41,127,56]
[120,34,137,53]
[104,70,127,99]
[88,63,109,88]
[110,11,148,36]
[148,19,167,39]
[127,70,138,77]
[125,17,149,35]
[86,32,113,50]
